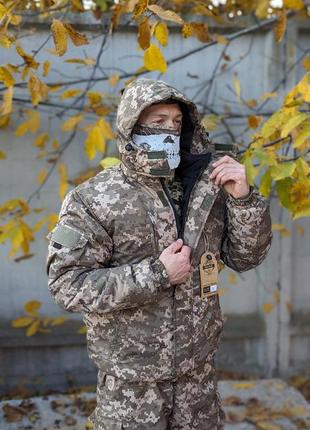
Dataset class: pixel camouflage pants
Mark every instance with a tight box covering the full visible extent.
[88,361,225,430]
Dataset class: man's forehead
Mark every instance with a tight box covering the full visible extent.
[141,102,182,116]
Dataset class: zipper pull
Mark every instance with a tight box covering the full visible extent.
[148,210,157,225]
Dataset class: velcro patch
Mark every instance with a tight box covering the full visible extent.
[50,225,85,248]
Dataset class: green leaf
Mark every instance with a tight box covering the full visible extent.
[259,168,272,197]
[275,178,293,210]
[243,155,259,186]
[253,149,277,167]
[270,161,296,181]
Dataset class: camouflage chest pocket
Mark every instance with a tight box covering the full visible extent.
[47,224,88,250]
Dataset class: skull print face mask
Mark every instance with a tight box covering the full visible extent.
[132,124,181,170]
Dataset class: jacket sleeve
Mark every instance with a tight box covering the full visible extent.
[46,189,171,314]
[220,186,272,272]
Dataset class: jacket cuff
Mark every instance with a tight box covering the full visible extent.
[150,258,171,290]
[226,186,258,207]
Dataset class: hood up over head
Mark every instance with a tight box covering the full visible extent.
[116,78,212,179]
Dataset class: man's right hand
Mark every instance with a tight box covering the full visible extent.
[159,239,191,285]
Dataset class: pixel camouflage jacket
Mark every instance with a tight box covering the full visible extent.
[46,78,272,383]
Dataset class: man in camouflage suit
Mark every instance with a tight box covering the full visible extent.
[46,78,272,430]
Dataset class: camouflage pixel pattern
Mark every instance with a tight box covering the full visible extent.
[46,78,272,429]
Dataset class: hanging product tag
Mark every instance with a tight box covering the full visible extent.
[199,251,219,299]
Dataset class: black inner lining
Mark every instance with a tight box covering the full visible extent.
[176,151,211,239]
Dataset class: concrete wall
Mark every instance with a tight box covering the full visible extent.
[0,14,309,395]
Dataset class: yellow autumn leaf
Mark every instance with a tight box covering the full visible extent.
[0,86,13,116]
[51,19,68,56]
[15,110,40,136]
[138,17,151,50]
[16,45,39,69]
[255,0,269,19]
[9,226,25,256]
[133,0,148,17]
[0,199,29,216]
[284,0,304,10]
[24,300,41,315]
[63,23,89,46]
[0,3,8,19]
[71,0,85,12]
[85,125,106,160]
[11,316,35,328]
[42,60,50,77]
[144,44,167,73]
[232,382,256,389]
[48,213,59,231]
[154,22,168,47]
[147,4,183,24]
[26,319,41,336]
[65,58,96,66]
[293,205,310,220]
[33,132,49,148]
[28,73,49,106]
[37,169,47,185]
[181,22,210,43]
[78,325,87,334]
[270,161,296,181]
[248,115,262,129]
[274,9,287,43]
[108,74,120,87]
[263,302,275,313]
[0,33,13,48]
[280,113,308,138]
[233,74,241,99]
[58,163,68,200]
[212,33,229,45]
[98,118,114,139]
[10,14,22,25]
[293,124,310,148]
[296,72,310,103]
[0,150,6,159]
[50,316,67,326]
[99,157,121,169]
[61,114,84,132]
[0,66,15,87]
[60,89,82,100]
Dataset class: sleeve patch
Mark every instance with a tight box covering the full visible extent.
[50,225,86,248]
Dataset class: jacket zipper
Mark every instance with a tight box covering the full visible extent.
[159,166,207,382]
[179,164,206,240]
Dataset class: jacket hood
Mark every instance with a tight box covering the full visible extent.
[116,78,212,178]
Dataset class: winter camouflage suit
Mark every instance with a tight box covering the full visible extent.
[46,79,272,430]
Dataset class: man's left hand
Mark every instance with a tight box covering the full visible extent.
[209,155,250,199]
